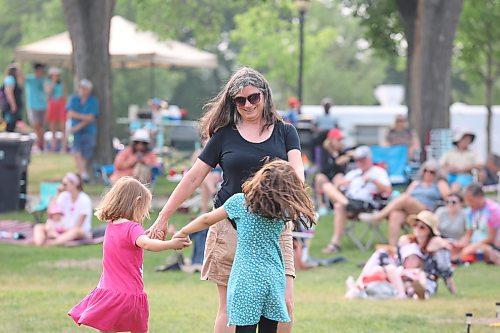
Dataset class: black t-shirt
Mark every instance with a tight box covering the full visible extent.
[199,121,301,208]
[319,147,353,179]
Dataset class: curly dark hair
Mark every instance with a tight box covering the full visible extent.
[242,159,316,229]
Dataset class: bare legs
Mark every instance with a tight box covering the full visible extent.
[388,211,407,247]
[48,121,66,152]
[277,275,294,333]
[33,224,89,246]
[33,121,44,150]
[73,151,87,179]
[322,183,348,250]
[214,275,293,333]
[314,173,329,211]
[214,285,233,333]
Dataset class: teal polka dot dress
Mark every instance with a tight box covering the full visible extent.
[223,193,290,326]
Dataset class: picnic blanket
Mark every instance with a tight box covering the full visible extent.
[0,220,105,246]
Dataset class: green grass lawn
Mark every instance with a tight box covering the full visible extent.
[27,153,181,196]
[0,211,499,332]
[1,154,499,332]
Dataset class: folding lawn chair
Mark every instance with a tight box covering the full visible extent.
[370,144,411,186]
[345,194,390,251]
[29,181,61,223]
[93,164,114,186]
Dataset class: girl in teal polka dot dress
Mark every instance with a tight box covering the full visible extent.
[175,159,316,333]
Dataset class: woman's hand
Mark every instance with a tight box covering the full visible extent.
[146,217,169,240]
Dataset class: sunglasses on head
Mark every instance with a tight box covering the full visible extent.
[233,92,261,107]
[423,169,436,175]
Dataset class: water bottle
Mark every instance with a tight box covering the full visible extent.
[475,249,484,262]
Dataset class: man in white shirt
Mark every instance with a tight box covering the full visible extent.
[321,145,392,253]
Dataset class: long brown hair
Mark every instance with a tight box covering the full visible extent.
[95,177,152,224]
[198,67,282,141]
[242,159,316,229]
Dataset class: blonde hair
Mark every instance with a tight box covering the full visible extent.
[95,177,152,224]
[242,159,316,229]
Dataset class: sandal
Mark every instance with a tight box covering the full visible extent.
[322,242,342,254]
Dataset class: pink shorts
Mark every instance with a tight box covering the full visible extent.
[46,97,67,123]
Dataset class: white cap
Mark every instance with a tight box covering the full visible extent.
[79,79,93,90]
[48,67,61,76]
[131,129,151,143]
[353,145,371,160]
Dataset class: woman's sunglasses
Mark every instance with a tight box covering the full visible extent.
[423,169,436,175]
[233,92,261,107]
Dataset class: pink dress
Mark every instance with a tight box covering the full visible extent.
[68,221,149,332]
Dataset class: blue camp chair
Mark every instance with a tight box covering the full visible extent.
[370,145,411,186]
[93,164,115,186]
[30,181,61,223]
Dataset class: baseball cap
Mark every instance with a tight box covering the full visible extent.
[79,79,93,90]
[287,97,300,108]
[327,128,344,140]
[353,145,371,160]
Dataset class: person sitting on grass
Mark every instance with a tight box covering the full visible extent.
[451,183,500,265]
[345,242,427,300]
[33,173,92,246]
[109,128,159,185]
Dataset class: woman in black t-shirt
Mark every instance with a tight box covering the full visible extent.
[314,128,353,216]
[149,67,303,333]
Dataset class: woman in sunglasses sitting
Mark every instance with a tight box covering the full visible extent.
[360,160,450,246]
[399,210,456,297]
[148,67,303,333]
[435,192,467,242]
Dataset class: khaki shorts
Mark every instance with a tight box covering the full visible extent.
[201,218,295,286]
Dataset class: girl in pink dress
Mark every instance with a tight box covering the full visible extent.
[68,177,191,333]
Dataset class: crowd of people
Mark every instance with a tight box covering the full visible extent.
[3,64,497,332]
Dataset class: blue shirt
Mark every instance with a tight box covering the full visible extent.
[66,94,99,136]
[47,81,64,99]
[3,75,15,87]
[25,74,47,110]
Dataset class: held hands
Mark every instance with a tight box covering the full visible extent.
[172,230,189,240]
[146,217,169,240]
[168,235,192,250]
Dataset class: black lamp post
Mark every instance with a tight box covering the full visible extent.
[295,0,310,104]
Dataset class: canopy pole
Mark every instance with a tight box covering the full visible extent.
[150,61,155,98]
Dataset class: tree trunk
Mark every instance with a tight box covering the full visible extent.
[400,0,463,154]
[396,0,417,118]
[61,0,115,165]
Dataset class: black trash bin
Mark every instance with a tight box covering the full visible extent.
[0,133,33,213]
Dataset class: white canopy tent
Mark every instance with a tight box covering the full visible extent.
[13,15,217,69]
